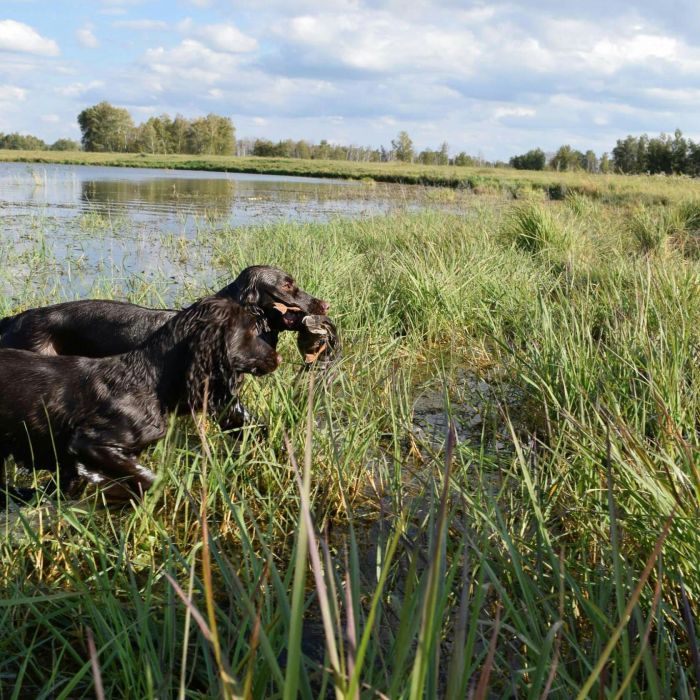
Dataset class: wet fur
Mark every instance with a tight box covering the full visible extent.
[0,297,280,505]
[0,266,328,429]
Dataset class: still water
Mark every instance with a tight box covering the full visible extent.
[0,162,421,225]
[0,162,466,300]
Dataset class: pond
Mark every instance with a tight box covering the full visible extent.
[0,161,462,226]
[0,162,474,301]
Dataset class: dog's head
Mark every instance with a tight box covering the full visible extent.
[229,312,282,377]
[217,265,329,332]
[183,297,281,411]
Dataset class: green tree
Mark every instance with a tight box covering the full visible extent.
[391,131,414,162]
[671,128,688,174]
[0,132,47,150]
[277,139,295,158]
[187,114,235,155]
[133,120,158,154]
[169,115,190,154]
[549,145,585,171]
[252,139,282,157]
[584,150,598,173]
[50,138,81,151]
[636,134,649,173]
[77,101,135,152]
[149,115,174,153]
[686,140,700,176]
[599,152,611,174]
[417,149,437,165]
[646,134,673,174]
[294,140,311,159]
[453,152,475,166]
[509,148,545,170]
[314,139,331,159]
[612,136,641,173]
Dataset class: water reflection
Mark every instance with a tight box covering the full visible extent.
[0,161,473,299]
[80,176,239,219]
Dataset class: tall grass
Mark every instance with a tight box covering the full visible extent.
[502,201,573,258]
[1,199,699,697]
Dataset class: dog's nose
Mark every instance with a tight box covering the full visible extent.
[320,300,330,314]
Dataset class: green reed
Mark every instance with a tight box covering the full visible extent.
[0,196,698,697]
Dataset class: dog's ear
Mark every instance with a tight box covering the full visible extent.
[228,268,263,306]
[185,304,234,411]
[238,284,261,306]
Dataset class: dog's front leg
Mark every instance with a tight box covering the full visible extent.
[69,435,156,502]
[219,375,267,437]
[219,395,268,438]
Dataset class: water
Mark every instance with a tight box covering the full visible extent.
[0,162,469,301]
[0,162,418,226]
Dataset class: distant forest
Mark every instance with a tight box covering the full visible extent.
[2,100,700,176]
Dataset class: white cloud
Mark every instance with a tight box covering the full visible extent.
[143,40,242,85]
[643,87,700,104]
[0,20,59,56]
[587,34,679,73]
[194,23,258,53]
[0,84,26,101]
[112,19,168,30]
[41,113,60,123]
[76,24,99,49]
[55,80,104,97]
[280,12,479,74]
[493,107,536,120]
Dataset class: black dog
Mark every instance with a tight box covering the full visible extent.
[0,265,328,355]
[0,265,329,429]
[0,296,281,505]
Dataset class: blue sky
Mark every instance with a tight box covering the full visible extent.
[1,0,699,159]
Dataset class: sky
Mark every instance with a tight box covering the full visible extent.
[1,0,700,160]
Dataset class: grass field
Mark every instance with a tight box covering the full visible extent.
[1,180,700,697]
[4,148,700,205]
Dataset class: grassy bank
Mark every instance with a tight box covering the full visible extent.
[4,148,700,205]
[1,195,699,697]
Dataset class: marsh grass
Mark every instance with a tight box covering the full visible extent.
[502,201,574,261]
[4,148,700,205]
[0,195,699,697]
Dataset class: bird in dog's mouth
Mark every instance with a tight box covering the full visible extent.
[272,302,306,329]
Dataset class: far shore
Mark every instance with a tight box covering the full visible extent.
[2,149,700,205]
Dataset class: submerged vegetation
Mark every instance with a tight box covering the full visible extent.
[1,178,700,697]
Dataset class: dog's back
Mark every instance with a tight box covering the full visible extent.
[0,299,176,357]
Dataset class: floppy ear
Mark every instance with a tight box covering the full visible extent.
[237,278,261,306]
[226,268,262,306]
[185,310,236,413]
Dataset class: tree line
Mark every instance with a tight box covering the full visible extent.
[3,101,700,176]
[238,130,478,166]
[0,133,80,152]
[509,129,700,175]
[510,146,607,173]
[77,102,236,155]
[610,129,700,176]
